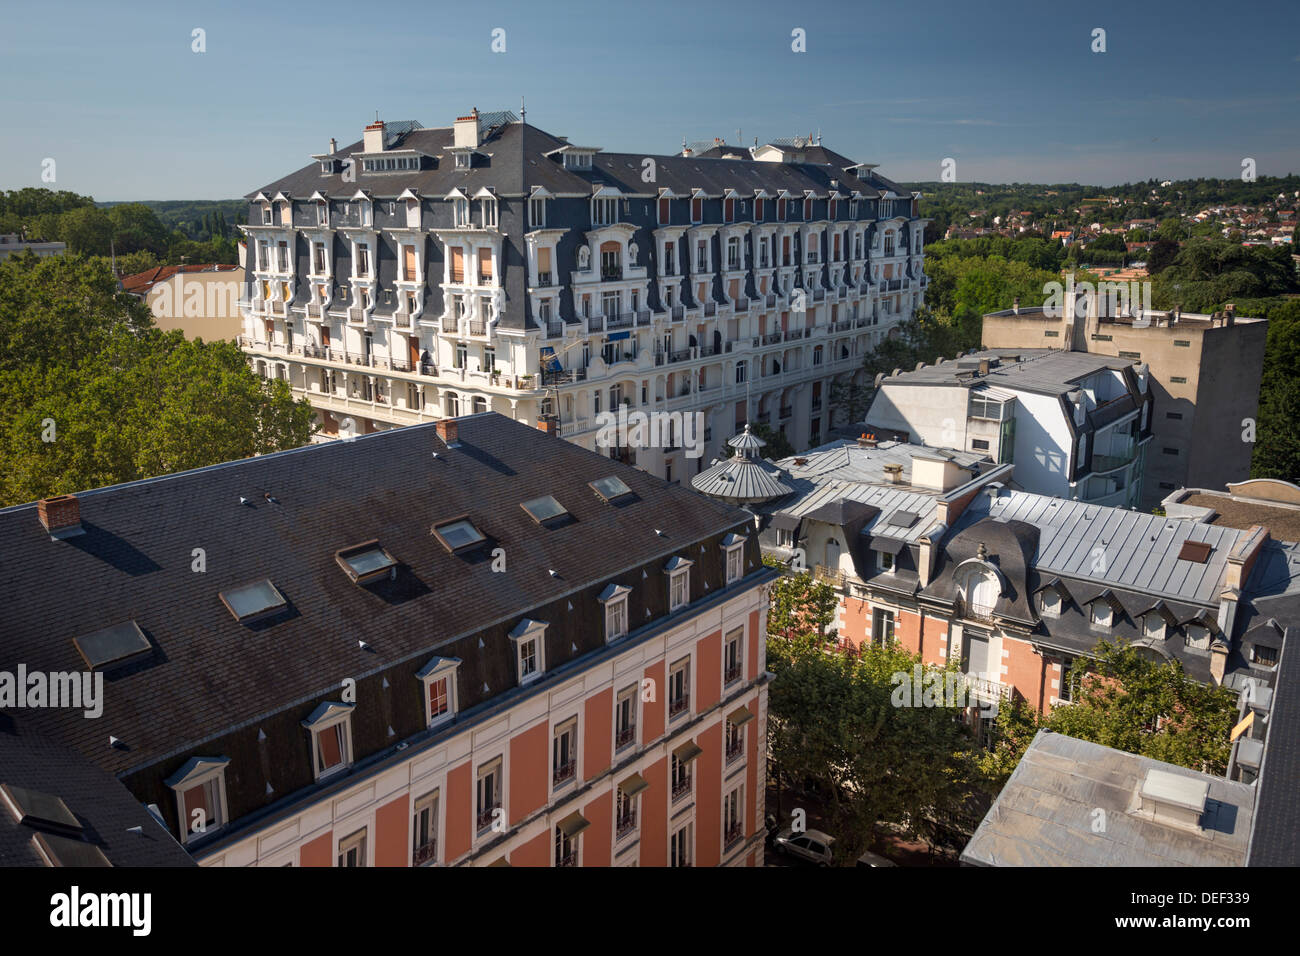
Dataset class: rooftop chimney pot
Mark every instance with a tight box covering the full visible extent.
[38,494,84,539]
[435,418,460,447]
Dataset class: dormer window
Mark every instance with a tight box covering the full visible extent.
[261,204,272,225]
[165,757,230,844]
[303,702,355,781]
[722,534,745,585]
[563,151,593,170]
[691,196,703,224]
[803,196,813,220]
[658,196,671,224]
[724,197,735,222]
[599,583,631,642]
[878,551,894,573]
[1090,603,1112,629]
[665,556,693,611]
[453,198,470,227]
[1040,590,1060,618]
[510,619,548,685]
[455,152,471,169]
[755,197,765,221]
[529,196,547,228]
[1143,614,1166,640]
[481,198,498,228]
[777,197,787,221]
[416,656,461,728]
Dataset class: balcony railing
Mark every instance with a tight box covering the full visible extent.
[765,294,777,308]
[724,663,742,685]
[536,272,553,287]
[546,321,565,338]
[553,759,576,785]
[669,695,689,718]
[726,741,743,765]
[476,805,500,832]
[962,673,1013,705]
[954,596,996,622]
[703,301,717,317]
[601,265,623,281]
[724,824,743,849]
[813,564,846,589]
[468,319,487,336]
[671,776,692,801]
[813,289,826,302]
[413,840,437,866]
[556,850,578,868]
[734,296,749,311]
[670,305,685,321]
[616,813,637,840]
[615,726,635,750]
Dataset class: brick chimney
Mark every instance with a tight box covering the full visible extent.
[38,494,84,539]
[537,417,560,436]
[857,433,877,449]
[435,418,460,447]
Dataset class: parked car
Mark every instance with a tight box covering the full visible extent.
[773,828,835,866]
[855,849,898,867]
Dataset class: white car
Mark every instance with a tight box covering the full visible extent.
[773,828,835,866]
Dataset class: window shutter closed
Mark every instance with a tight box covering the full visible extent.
[659,197,670,222]
[478,247,492,279]
[965,635,991,676]
[450,247,465,282]
[318,726,342,767]
[404,246,416,279]
[538,247,551,272]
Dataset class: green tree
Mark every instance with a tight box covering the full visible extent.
[0,254,315,505]
[55,205,114,255]
[828,379,873,428]
[764,560,839,638]
[750,421,795,460]
[108,203,169,255]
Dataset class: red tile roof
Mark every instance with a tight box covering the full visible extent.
[120,263,239,294]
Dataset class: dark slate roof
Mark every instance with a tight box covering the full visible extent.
[0,413,751,781]
[249,121,895,201]
[0,726,194,867]
[1247,621,1300,866]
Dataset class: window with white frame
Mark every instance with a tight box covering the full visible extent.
[615,684,637,751]
[723,784,744,849]
[668,656,691,718]
[666,556,692,611]
[529,196,546,228]
[722,535,745,584]
[592,196,618,226]
[455,152,470,169]
[776,527,795,549]
[727,236,741,270]
[417,655,460,728]
[476,758,502,833]
[1090,602,1112,629]
[338,827,367,867]
[1040,589,1061,619]
[412,790,439,865]
[165,757,230,844]
[510,618,547,685]
[601,583,630,642]
[724,627,744,685]
[302,702,354,781]
[1144,614,1166,640]
[616,782,640,839]
[553,717,578,787]
[481,198,498,228]
[355,243,370,277]
[453,198,470,226]
[871,607,895,647]
[670,750,693,801]
[670,822,692,867]
[725,713,747,764]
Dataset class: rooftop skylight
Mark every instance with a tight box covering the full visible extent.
[1178,540,1213,564]
[521,495,569,524]
[0,784,82,837]
[219,579,288,623]
[432,517,487,553]
[590,476,633,503]
[335,540,398,584]
[73,621,151,670]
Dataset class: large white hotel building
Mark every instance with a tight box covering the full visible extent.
[239,108,928,479]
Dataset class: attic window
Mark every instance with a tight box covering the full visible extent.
[432,517,486,553]
[1253,644,1279,667]
[590,475,633,503]
[73,620,151,670]
[1178,540,1213,563]
[220,579,288,623]
[335,540,397,584]
[1040,590,1060,618]
[32,833,111,868]
[521,495,568,524]
[885,510,918,528]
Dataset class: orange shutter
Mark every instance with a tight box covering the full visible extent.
[659,197,670,222]
[478,247,492,280]
[729,279,739,300]
[538,247,551,272]
[404,246,416,279]
[450,247,465,282]
[755,198,764,220]
[725,198,734,221]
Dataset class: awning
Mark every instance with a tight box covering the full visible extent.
[871,535,907,555]
[770,513,801,532]
[619,772,650,797]
[727,706,755,727]
[607,330,630,341]
[673,741,703,764]
[556,810,591,838]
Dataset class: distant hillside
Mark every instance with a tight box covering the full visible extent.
[96,199,247,240]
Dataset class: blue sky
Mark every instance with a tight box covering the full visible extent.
[2,0,1297,200]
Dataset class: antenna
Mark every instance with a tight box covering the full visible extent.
[520,96,526,124]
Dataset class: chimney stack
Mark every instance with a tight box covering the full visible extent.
[977,358,990,376]
[363,119,386,154]
[857,433,877,449]
[1225,303,1236,326]
[329,137,337,154]
[38,494,84,539]
[1012,296,1020,315]
[454,108,481,149]
[883,463,905,484]
[435,418,460,447]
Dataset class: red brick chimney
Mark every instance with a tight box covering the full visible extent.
[38,494,83,539]
[537,418,559,436]
[435,418,459,446]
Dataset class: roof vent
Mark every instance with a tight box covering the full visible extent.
[882,463,905,484]
[37,494,84,540]
[1137,768,1207,832]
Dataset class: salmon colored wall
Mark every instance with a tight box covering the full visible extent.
[584,688,613,779]
[583,790,612,867]
[841,595,871,649]
[299,831,332,867]
[444,760,472,861]
[695,723,722,867]
[512,829,550,867]
[1003,637,1047,712]
[641,755,668,867]
[919,615,948,667]
[745,693,759,837]
[697,630,721,711]
[747,610,760,681]
[374,793,410,867]
[643,660,665,744]
[509,723,548,825]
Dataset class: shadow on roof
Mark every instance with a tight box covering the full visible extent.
[66,522,162,576]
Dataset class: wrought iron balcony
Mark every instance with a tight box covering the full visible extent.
[556,850,578,867]
[476,805,500,832]
[669,695,689,718]
[553,759,577,785]
[954,596,996,622]
[413,840,437,866]
[725,663,742,685]
[671,776,692,801]
[601,264,623,281]
[724,824,744,849]
[616,813,637,840]
[615,726,635,749]
[536,272,553,287]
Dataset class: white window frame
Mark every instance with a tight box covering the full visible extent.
[476,756,504,836]
[592,196,618,226]
[165,757,230,844]
[453,197,470,226]
[529,196,546,228]
[668,656,691,720]
[1090,603,1112,629]
[1040,590,1060,619]
[666,556,694,611]
[302,702,355,782]
[723,537,745,585]
[416,655,460,728]
[552,716,579,790]
[614,684,638,752]
[878,550,895,573]
[615,785,639,842]
[481,198,498,228]
[670,821,693,867]
[600,583,631,642]
[412,790,440,866]
[1144,615,1166,640]
[510,618,548,685]
[338,827,368,867]
[724,627,744,686]
[723,783,744,851]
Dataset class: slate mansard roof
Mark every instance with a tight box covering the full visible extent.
[0,413,758,831]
